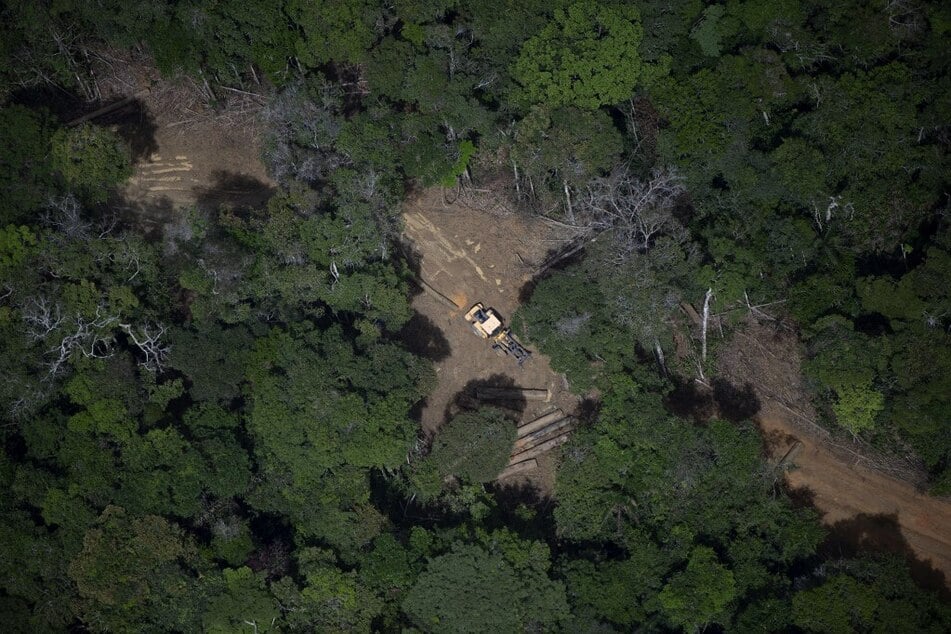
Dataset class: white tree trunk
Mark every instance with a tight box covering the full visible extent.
[563,181,574,222]
[701,288,713,364]
[654,338,668,376]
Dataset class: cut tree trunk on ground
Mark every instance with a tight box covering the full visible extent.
[476,387,550,402]
[455,393,523,418]
[410,276,460,309]
[517,410,564,437]
[776,440,804,470]
[513,418,574,453]
[509,431,571,464]
[67,89,151,127]
[497,459,538,480]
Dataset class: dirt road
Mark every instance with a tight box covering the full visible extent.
[719,323,951,589]
[762,413,951,594]
[760,410,951,590]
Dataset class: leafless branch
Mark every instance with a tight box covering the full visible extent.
[576,166,686,262]
[42,306,118,376]
[43,194,91,242]
[119,322,170,373]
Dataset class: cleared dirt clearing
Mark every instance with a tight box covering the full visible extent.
[401,187,580,493]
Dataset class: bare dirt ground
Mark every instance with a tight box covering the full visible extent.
[120,114,273,215]
[88,59,274,220]
[718,321,951,591]
[401,187,581,494]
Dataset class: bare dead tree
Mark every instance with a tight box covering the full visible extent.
[577,167,686,262]
[700,288,714,369]
[260,82,345,185]
[887,0,926,37]
[22,297,66,341]
[49,24,101,101]
[811,194,855,232]
[119,322,170,373]
[42,194,91,242]
[93,234,145,282]
[30,305,120,376]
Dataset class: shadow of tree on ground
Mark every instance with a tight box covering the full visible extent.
[399,312,452,363]
[442,374,529,428]
[194,170,276,212]
[822,512,949,599]
[712,377,761,422]
[98,98,158,162]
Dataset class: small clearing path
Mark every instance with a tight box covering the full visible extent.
[401,187,580,494]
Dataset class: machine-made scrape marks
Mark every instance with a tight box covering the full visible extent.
[401,187,580,494]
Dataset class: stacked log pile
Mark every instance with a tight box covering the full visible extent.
[497,408,576,479]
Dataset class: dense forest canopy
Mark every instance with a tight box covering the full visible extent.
[0,0,949,631]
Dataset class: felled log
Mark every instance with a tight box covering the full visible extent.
[475,386,550,402]
[496,459,538,480]
[513,418,573,453]
[455,393,522,418]
[516,409,563,437]
[776,440,804,470]
[508,432,571,464]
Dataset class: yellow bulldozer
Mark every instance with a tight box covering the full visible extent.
[464,303,532,366]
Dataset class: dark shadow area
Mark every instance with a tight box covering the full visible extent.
[368,467,479,534]
[8,84,85,120]
[97,98,158,162]
[194,170,276,212]
[10,88,158,162]
[396,236,464,316]
[517,238,587,304]
[664,378,716,423]
[399,311,452,362]
[397,238,425,298]
[443,374,529,426]
[246,512,294,581]
[108,193,178,241]
[823,512,949,599]
[408,397,428,426]
[712,377,761,422]
[488,479,553,534]
[853,312,893,337]
[784,482,818,511]
[574,396,602,427]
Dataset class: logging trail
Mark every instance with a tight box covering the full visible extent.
[718,321,951,590]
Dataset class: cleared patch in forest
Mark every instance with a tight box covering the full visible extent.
[88,67,277,217]
[401,186,582,496]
